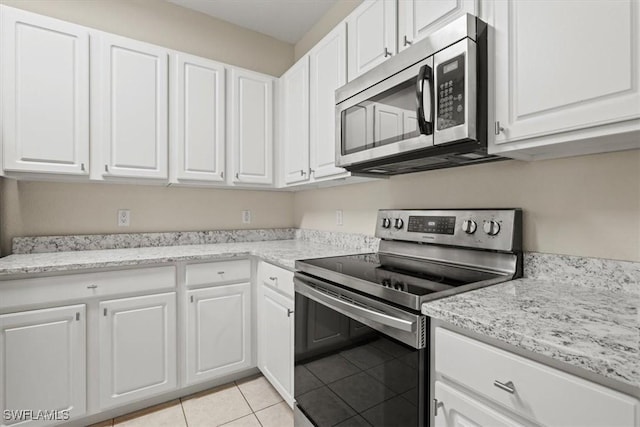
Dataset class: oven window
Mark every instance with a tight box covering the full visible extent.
[341,79,420,155]
[295,294,425,427]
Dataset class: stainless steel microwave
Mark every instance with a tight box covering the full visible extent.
[335,14,501,175]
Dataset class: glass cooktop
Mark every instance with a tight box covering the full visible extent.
[296,252,502,309]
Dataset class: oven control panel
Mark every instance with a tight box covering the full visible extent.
[376,209,522,252]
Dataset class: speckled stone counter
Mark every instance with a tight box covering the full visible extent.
[423,254,640,389]
[0,239,371,277]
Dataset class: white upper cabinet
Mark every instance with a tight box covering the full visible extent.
[171,53,226,184]
[398,0,477,51]
[347,0,397,82]
[228,68,274,185]
[281,57,310,185]
[1,6,89,175]
[491,0,640,159]
[93,33,169,180]
[309,24,348,180]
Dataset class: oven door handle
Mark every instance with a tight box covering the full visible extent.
[417,63,433,135]
[294,279,416,333]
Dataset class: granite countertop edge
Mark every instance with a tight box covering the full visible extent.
[0,239,370,277]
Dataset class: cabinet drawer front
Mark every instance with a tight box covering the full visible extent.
[435,328,639,426]
[258,261,294,297]
[0,266,176,311]
[185,259,250,287]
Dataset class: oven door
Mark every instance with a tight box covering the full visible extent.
[293,274,427,427]
[335,56,434,168]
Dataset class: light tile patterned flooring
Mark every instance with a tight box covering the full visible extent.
[89,375,293,427]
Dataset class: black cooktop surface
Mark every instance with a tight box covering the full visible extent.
[298,252,500,298]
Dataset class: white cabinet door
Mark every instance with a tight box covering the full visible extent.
[171,53,225,183]
[258,284,294,405]
[434,381,525,427]
[398,0,476,51]
[94,34,168,180]
[185,283,252,385]
[309,24,348,180]
[281,57,310,185]
[99,292,177,409]
[347,0,397,82]
[1,6,89,175]
[493,1,640,149]
[0,305,86,426]
[229,67,274,185]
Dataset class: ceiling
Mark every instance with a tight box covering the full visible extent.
[167,0,339,44]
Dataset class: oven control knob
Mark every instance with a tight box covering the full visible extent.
[394,218,404,229]
[483,220,501,236]
[461,219,477,234]
[382,218,391,228]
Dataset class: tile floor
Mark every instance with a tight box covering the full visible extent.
[89,374,293,427]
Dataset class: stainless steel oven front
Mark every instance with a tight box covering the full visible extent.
[335,16,480,170]
[293,274,428,427]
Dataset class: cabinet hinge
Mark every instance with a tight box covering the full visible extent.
[76,312,80,321]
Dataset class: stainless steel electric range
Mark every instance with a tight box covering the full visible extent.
[293,209,522,427]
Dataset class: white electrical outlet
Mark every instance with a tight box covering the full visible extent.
[242,210,251,224]
[118,209,130,227]
[336,210,343,226]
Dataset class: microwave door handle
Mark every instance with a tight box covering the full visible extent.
[417,64,433,135]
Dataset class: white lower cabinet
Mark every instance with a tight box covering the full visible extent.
[257,262,294,406]
[434,327,640,427]
[0,305,86,426]
[99,292,177,409]
[185,283,252,385]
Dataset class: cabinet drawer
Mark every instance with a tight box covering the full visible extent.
[0,266,176,311]
[258,261,294,297]
[185,259,250,287]
[435,328,639,426]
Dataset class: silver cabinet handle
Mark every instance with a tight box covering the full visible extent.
[80,163,86,172]
[104,164,109,173]
[493,380,515,394]
[287,309,294,317]
[87,284,98,289]
[495,121,505,135]
[384,47,392,58]
[403,35,412,46]
[300,169,307,176]
[220,171,224,178]
[269,276,277,281]
[217,271,225,275]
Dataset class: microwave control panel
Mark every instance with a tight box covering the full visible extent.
[437,53,466,130]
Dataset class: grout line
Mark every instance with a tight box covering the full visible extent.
[179,398,190,427]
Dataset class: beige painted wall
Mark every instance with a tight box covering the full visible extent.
[0,180,295,255]
[294,0,363,61]
[293,150,640,262]
[0,0,294,76]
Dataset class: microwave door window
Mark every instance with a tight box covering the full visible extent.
[370,79,420,148]
[342,105,372,155]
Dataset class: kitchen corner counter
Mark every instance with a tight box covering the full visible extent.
[422,277,640,389]
[0,239,370,277]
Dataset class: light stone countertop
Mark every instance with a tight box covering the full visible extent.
[0,239,370,277]
[422,277,640,389]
